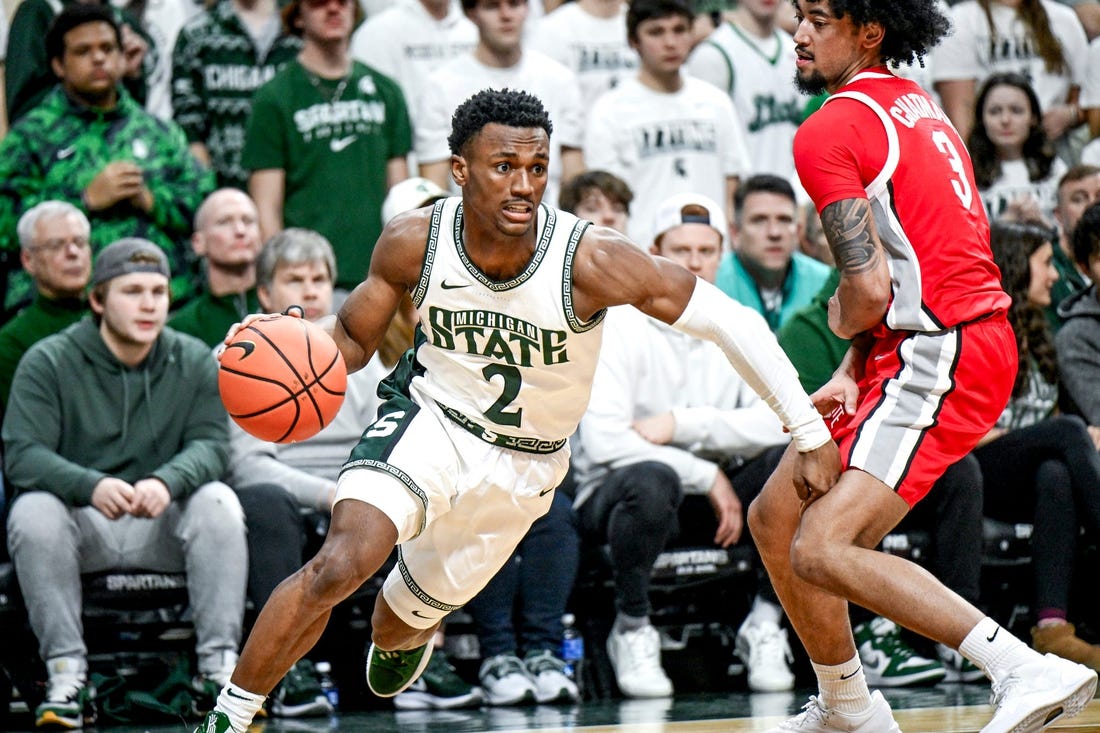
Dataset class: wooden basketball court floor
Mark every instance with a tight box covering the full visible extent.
[11,686,1095,733]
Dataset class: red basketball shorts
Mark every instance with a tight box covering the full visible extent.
[828,314,1016,506]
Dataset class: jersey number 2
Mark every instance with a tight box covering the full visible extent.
[482,364,523,427]
[932,130,973,210]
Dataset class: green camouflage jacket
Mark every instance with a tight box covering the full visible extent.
[172,1,301,189]
[0,87,214,313]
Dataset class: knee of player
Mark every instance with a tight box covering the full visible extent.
[301,542,371,602]
[788,528,841,588]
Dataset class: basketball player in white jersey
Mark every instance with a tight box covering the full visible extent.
[193,87,838,733]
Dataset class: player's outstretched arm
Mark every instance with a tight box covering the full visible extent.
[820,197,892,339]
[572,227,834,454]
[332,211,429,372]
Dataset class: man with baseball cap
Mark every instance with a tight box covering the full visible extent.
[3,237,248,728]
[570,192,797,697]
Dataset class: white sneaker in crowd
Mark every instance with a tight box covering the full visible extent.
[523,649,579,703]
[737,619,796,692]
[982,653,1097,733]
[478,653,537,706]
[765,690,901,732]
[606,624,673,698]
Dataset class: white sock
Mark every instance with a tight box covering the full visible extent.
[813,655,872,716]
[215,683,267,733]
[743,596,783,628]
[959,617,1040,685]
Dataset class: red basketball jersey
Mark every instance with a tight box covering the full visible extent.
[794,68,1010,331]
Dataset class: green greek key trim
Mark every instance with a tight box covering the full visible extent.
[453,203,555,291]
[339,459,429,537]
[436,401,566,454]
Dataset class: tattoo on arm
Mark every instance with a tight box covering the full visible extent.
[821,199,880,275]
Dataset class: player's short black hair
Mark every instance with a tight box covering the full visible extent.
[627,0,696,43]
[46,4,122,63]
[1073,202,1100,269]
[448,88,553,156]
[793,0,951,67]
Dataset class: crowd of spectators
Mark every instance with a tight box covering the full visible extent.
[1,0,1100,726]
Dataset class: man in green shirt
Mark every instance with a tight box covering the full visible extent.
[0,201,92,410]
[241,0,412,292]
[169,189,263,346]
[0,4,214,315]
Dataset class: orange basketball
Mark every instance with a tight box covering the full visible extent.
[218,314,347,443]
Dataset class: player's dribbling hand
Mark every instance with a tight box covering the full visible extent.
[219,306,305,358]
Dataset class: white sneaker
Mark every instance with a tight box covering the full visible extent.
[765,690,901,732]
[982,653,1097,733]
[479,653,537,706]
[606,624,673,698]
[737,620,796,692]
[523,650,579,703]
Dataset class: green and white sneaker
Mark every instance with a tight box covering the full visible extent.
[270,659,333,717]
[394,651,483,709]
[193,710,234,733]
[35,679,94,729]
[366,641,434,698]
[854,617,945,687]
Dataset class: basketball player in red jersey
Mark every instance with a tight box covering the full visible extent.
[748,2,1098,732]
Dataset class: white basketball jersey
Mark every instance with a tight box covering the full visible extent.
[410,197,606,446]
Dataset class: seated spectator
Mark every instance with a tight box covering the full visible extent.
[571,193,794,698]
[1057,201,1100,420]
[1047,165,1100,331]
[969,72,1067,226]
[0,202,92,409]
[558,170,633,235]
[5,0,151,125]
[169,189,264,346]
[0,4,214,315]
[715,174,832,331]
[978,219,1100,672]
[931,0,1088,148]
[3,238,248,729]
[171,0,301,189]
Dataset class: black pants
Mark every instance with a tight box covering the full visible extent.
[975,415,1100,614]
[577,445,786,618]
[233,483,304,608]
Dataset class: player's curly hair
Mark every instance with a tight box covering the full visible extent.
[794,0,951,68]
[990,220,1059,399]
[448,89,554,156]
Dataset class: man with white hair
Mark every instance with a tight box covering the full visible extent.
[0,201,92,409]
[571,192,795,698]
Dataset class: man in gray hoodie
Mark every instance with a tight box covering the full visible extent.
[2,238,248,729]
[1056,202,1100,424]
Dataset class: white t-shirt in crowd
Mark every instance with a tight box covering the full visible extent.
[1080,37,1100,110]
[115,0,205,119]
[686,20,800,191]
[350,0,477,125]
[931,0,1089,113]
[415,49,583,207]
[980,156,1069,225]
[584,75,751,248]
[528,2,638,115]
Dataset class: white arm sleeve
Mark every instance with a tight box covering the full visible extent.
[672,278,833,452]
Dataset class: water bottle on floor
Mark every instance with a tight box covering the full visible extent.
[561,613,585,695]
[315,660,340,711]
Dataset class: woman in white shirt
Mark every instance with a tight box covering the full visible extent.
[971,72,1068,225]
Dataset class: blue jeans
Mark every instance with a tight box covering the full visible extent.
[465,488,579,658]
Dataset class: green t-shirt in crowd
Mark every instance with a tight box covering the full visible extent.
[241,60,413,291]
[168,288,261,348]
